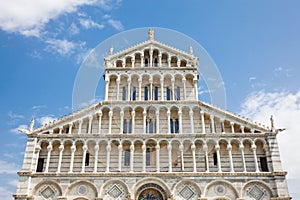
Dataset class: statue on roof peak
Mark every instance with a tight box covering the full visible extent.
[148,28,154,41]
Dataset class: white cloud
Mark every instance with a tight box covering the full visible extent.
[107,19,124,31]
[8,112,24,120]
[36,115,56,126]
[240,89,300,180]
[10,124,28,134]
[69,23,80,35]
[79,18,104,30]
[0,160,20,174]
[45,39,86,56]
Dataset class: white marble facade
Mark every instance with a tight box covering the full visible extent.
[14,30,291,200]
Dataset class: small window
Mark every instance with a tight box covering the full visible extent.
[86,123,89,133]
[146,148,151,166]
[85,153,90,166]
[166,87,171,101]
[144,87,149,101]
[145,58,149,67]
[175,119,179,133]
[124,150,130,166]
[154,58,158,67]
[129,119,132,133]
[123,119,127,134]
[132,87,136,101]
[154,87,158,101]
[213,152,218,166]
[36,158,44,172]
[260,157,269,172]
[176,86,180,100]
[122,87,127,101]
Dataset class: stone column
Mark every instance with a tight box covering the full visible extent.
[156,144,160,172]
[240,125,245,134]
[171,78,175,100]
[131,111,135,134]
[78,119,83,134]
[108,111,113,134]
[179,143,184,171]
[106,143,111,172]
[122,59,125,68]
[59,127,63,134]
[116,77,120,100]
[138,78,142,101]
[130,143,134,172]
[158,53,162,67]
[120,111,124,134]
[131,59,135,68]
[251,144,259,172]
[227,144,234,172]
[200,111,206,134]
[167,110,171,134]
[182,77,186,100]
[93,144,99,173]
[156,111,160,134]
[239,144,247,172]
[177,59,180,67]
[127,79,131,101]
[168,143,172,172]
[98,112,102,134]
[178,110,182,134]
[68,123,73,134]
[118,144,122,172]
[105,77,110,101]
[69,142,76,173]
[150,49,153,67]
[141,55,144,67]
[210,115,215,133]
[191,144,197,172]
[88,116,93,134]
[230,122,235,134]
[81,144,88,173]
[189,110,194,134]
[167,57,171,68]
[45,143,52,173]
[57,143,64,173]
[160,78,164,101]
[220,119,225,134]
[194,75,198,100]
[215,144,222,172]
[142,142,146,172]
[143,110,147,134]
[203,144,209,172]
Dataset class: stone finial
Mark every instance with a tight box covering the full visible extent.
[189,46,194,55]
[109,47,113,55]
[29,117,35,132]
[270,115,275,131]
[148,28,154,41]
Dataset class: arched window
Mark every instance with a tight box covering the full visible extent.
[132,87,136,101]
[145,58,149,67]
[122,87,127,101]
[213,152,218,166]
[144,87,149,101]
[124,150,130,166]
[166,87,171,101]
[154,86,158,100]
[85,153,90,166]
[176,86,180,100]
[146,148,151,166]
[170,119,179,133]
[154,58,158,67]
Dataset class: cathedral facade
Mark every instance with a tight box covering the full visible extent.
[14,30,291,200]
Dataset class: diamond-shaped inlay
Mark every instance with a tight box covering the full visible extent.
[179,185,195,199]
[107,184,123,198]
[247,185,265,200]
[40,185,55,199]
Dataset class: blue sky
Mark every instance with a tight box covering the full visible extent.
[1,0,300,199]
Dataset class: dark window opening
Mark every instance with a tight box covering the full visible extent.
[65,127,69,133]
[86,123,89,133]
[129,119,132,133]
[213,152,218,166]
[154,86,158,101]
[145,58,149,67]
[85,153,90,166]
[123,119,127,134]
[124,150,130,166]
[122,87,126,101]
[144,87,149,101]
[260,157,269,172]
[132,87,136,101]
[36,158,44,172]
[154,58,158,66]
[170,119,179,134]
[146,148,151,166]
[176,86,180,100]
[166,87,171,101]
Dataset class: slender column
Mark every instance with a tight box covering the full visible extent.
[177,59,180,67]
[210,115,215,133]
[141,55,144,67]
[227,144,234,172]
[142,142,146,172]
[130,143,134,172]
[98,112,102,134]
[189,110,194,134]
[81,144,88,173]
[131,59,135,68]
[78,119,83,134]
[45,143,52,173]
[116,78,120,100]
[108,111,113,134]
[230,122,235,134]
[178,110,182,134]
[156,111,159,134]
[160,79,164,101]
[131,111,135,134]
[105,76,110,101]
[241,126,245,133]
[182,77,186,100]
[179,143,184,171]
[191,144,197,172]
[93,144,99,173]
[122,59,125,68]
[158,53,162,67]
[171,78,175,100]
[68,123,73,134]
[59,127,63,134]
[167,57,171,68]
[251,144,259,172]
[199,111,206,134]
[194,75,198,100]
[239,144,247,172]
[106,143,111,172]
[143,110,147,134]
[203,144,209,172]
[150,49,153,67]
[220,119,225,134]
[88,116,93,134]
[69,142,76,173]
[167,143,172,172]
[149,78,153,100]
[215,144,222,172]
[167,110,171,134]
[127,79,131,101]
[57,143,64,173]
[118,144,122,172]
[120,111,124,134]
[156,144,160,172]
[138,78,142,101]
